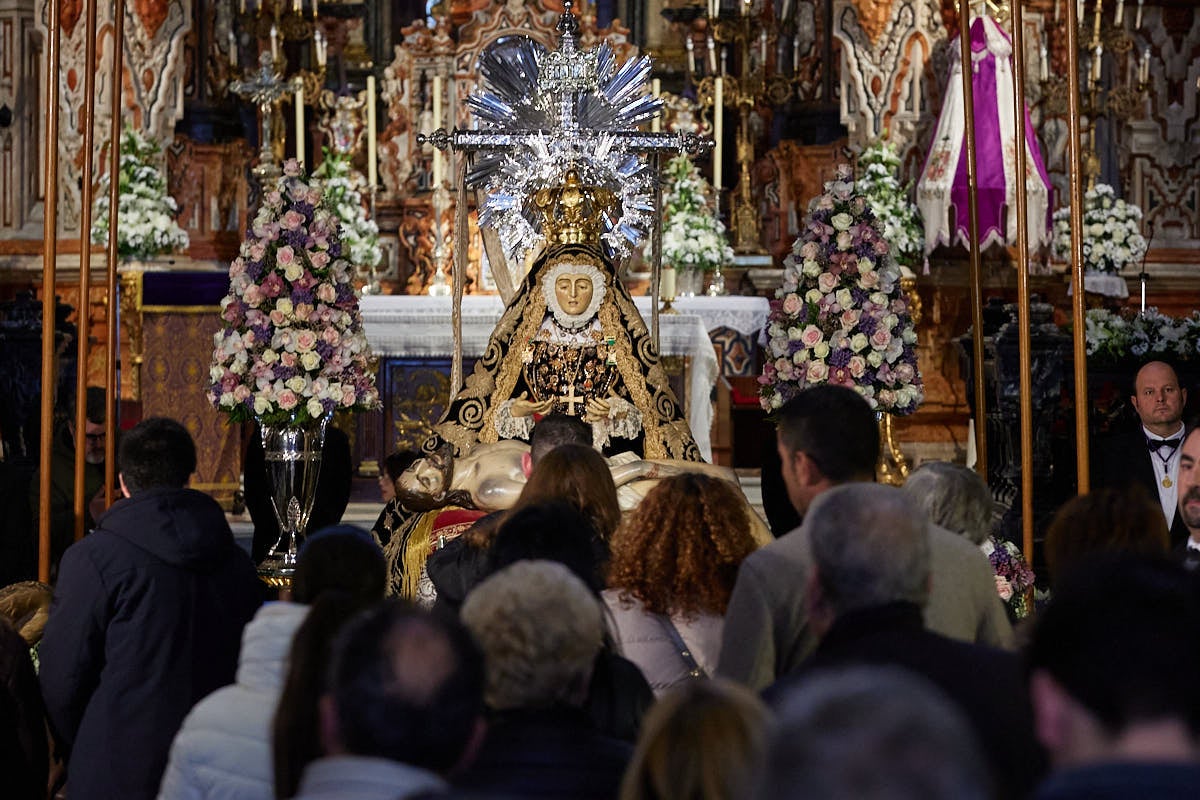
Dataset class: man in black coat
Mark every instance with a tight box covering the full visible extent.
[38,417,263,800]
[764,483,1045,799]
[1094,360,1190,548]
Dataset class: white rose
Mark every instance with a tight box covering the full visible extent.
[306,398,324,418]
[286,375,307,393]
[831,212,854,231]
[300,350,321,371]
[253,395,272,415]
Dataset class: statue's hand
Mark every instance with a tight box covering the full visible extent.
[585,395,619,423]
[511,392,554,418]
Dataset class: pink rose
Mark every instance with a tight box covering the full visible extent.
[269,309,287,326]
[836,231,853,250]
[277,390,299,410]
[341,387,357,406]
[800,241,821,260]
[276,246,295,266]
[229,258,246,277]
[316,284,338,303]
[242,284,265,307]
[874,240,890,255]
[281,209,306,231]
[848,355,867,378]
[817,273,838,294]
[321,327,341,346]
[280,352,298,368]
[871,329,893,350]
[309,251,330,269]
[806,361,829,383]
[249,242,267,261]
[859,271,880,289]
[800,325,824,348]
[895,363,916,384]
[782,294,803,315]
[296,330,319,352]
[841,309,861,328]
[233,385,252,402]
[294,303,314,321]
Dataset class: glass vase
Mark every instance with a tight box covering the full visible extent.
[678,268,704,298]
[256,411,332,585]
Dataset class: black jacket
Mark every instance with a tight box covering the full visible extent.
[453,706,633,800]
[766,602,1046,799]
[1094,427,1190,549]
[38,487,263,800]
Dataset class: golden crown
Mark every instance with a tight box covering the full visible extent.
[532,168,619,246]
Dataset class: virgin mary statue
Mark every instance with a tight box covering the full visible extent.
[427,170,701,461]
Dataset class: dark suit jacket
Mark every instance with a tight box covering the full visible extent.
[1093,427,1189,549]
[765,602,1046,799]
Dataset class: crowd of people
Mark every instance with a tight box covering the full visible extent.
[4,361,1200,800]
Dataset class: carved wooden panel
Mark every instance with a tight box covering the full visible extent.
[165,136,251,262]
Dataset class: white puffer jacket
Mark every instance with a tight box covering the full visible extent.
[158,601,310,800]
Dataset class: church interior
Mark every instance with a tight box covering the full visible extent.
[2,0,1199,584]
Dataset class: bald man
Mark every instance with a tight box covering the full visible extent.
[1095,360,1190,548]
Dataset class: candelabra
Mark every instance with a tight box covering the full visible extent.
[228,0,327,181]
[1039,0,1149,189]
[688,0,794,258]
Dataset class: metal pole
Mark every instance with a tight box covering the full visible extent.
[1010,0,1035,561]
[74,0,100,542]
[958,0,987,481]
[103,0,127,504]
[38,0,64,582]
[651,151,662,351]
[1065,0,1090,493]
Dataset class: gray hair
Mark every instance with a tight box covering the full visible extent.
[806,483,930,614]
[902,461,994,545]
[753,666,990,800]
[461,560,603,711]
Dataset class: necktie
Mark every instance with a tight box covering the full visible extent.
[1148,437,1183,452]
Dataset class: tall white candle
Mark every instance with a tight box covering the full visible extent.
[793,36,800,72]
[1135,0,1143,29]
[685,36,696,74]
[1093,43,1103,81]
[760,29,768,65]
[270,25,279,62]
[294,85,304,165]
[660,267,676,301]
[1040,45,1049,81]
[707,35,717,73]
[432,75,444,187]
[1115,0,1124,26]
[651,78,662,132]
[366,75,377,189]
[1140,47,1150,82]
[713,77,723,196]
[229,30,238,68]
[1054,0,1060,22]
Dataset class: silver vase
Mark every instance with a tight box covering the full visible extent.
[256,411,332,585]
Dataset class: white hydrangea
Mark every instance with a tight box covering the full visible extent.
[91,127,189,259]
[657,154,733,273]
[1052,183,1148,274]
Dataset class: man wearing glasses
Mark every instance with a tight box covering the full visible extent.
[30,387,111,576]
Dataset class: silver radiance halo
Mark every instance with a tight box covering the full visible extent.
[463,2,665,263]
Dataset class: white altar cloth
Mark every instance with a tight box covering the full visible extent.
[670,296,771,336]
[360,295,719,462]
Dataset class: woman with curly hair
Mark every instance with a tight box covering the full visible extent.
[604,473,761,695]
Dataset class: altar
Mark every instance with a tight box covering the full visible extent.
[360,294,770,464]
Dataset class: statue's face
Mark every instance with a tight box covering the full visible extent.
[397,456,446,498]
[554,271,595,316]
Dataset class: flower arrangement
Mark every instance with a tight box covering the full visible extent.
[1051,183,1148,274]
[982,535,1035,620]
[1081,307,1200,364]
[759,165,924,414]
[856,140,925,270]
[208,159,379,427]
[660,153,734,273]
[311,148,382,278]
[91,127,190,260]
